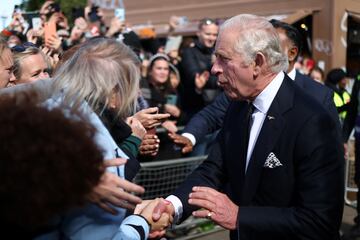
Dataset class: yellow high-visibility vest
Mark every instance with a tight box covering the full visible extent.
[333,91,351,119]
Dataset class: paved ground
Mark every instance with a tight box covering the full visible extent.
[188,204,358,240]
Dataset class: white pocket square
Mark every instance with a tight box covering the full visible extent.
[264,152,283,168]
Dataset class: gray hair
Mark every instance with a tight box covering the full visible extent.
[221,14,288,73]
[13,47,49,80]
[52,38,140,119]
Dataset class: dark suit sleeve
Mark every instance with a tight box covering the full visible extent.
[343,80,360,142]
[183,92,230,142]
[172,131,227,221]
[237,112,344,239]
[323,87,341,127]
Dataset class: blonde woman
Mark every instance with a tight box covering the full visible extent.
[10,42,50,85]
[37,38,170,240]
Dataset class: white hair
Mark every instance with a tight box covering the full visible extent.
[52,38,140,118]
[221,14,288,73]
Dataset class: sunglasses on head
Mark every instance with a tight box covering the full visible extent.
[11,42,37,52]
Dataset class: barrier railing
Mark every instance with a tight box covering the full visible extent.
[345,135,358,208]
[134,156,223,238]
[134,156,207,200]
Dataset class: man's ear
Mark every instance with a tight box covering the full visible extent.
[288,46,298,62]
[253,52,265,77]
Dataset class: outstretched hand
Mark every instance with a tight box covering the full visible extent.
[168,132,193,154]
[88,158,145,214]
[133,107,170,129]
[135,198,175,238]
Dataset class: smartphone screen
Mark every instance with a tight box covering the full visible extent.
[166,94,178,105]
[32,17,42,30]
[114,8,125,22]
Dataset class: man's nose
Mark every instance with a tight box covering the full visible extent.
[211,61,221,76]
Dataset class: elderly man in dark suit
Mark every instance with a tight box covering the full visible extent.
[170,19,339,155]
[140,14,344,240]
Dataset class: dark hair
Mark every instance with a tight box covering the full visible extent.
[88,5,101,22]
[270,19,303,60]
[0,92,104,231]
[326,68,346,85]
[311,66,325,79]
[147,53,172,92]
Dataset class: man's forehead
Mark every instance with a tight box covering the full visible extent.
[215,30,236,50]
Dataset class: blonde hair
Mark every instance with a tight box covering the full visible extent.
[13,47,50,80]
[221,14,288,73]
[52,38,140,118]
[0,38,8,57]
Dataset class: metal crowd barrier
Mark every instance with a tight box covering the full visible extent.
[134,156,207,200]
[134,155,224,238]
[345,134,358,208]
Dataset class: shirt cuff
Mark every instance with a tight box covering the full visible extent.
[181,133,196,146]
[121,214,150,240]
[166,195,183,224]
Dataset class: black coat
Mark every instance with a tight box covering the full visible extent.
[173,75,344,240]
[178,40,220,117]
[183,71,339,143]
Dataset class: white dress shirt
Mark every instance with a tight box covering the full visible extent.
[168,71,285,222]
[287,67,296,81]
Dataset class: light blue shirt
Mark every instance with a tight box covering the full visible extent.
[36,96,149,240]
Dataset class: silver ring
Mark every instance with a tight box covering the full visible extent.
[206,211,213,219]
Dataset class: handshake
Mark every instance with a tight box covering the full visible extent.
[134,198,175,238]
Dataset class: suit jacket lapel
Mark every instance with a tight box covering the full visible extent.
[294,70,304,88]
[240,76,294,205]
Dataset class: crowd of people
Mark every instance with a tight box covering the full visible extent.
[0,0,359,239]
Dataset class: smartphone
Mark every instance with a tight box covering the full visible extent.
[114,8,125,22]
[88,6,100,22]
[44,19,56,44]
[32,17,42,30]
[166,94,178,105]
[177,16,188,26]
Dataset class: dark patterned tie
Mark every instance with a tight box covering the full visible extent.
[243,102,255,169]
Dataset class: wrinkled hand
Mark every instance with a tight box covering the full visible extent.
[134,107,170,129]
[88,158,145,214]
[139,134,160,157]
[164,104,180,118]
[195,71,210,91]
[162,120,178,133]
[168,132,193,154]
[126,117,147,140]
[189,186,238,230]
